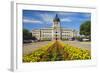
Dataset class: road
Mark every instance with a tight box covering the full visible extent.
[63,41,91,50]
[23,41,51,56]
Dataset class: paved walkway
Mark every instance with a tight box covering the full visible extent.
[23,40,91,56]
[63,41,91,50]
[23,41,51,56]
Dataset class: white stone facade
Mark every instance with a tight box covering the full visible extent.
[32,14,78,40]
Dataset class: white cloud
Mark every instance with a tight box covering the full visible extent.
[23,18,42,24]
[40,13,54,23]
[58,12,75,16]
[61,18,72,22]
[40,13,72,23]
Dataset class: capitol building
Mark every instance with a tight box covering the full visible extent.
[32,14,78,41]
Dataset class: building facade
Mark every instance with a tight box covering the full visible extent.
[32,14,78,41]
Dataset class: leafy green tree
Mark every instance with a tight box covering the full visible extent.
[80,21,91,36]
[23,29,32,40]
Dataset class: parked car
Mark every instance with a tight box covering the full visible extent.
[82,38,89,41]
[23,40,33,43]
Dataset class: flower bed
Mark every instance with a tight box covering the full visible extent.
[23,41,91,62]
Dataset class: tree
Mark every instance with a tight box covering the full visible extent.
[80,21,91,40]
[80,21,91,36]
[23,29,32,40]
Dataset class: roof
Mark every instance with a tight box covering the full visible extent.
[53,14,60,22]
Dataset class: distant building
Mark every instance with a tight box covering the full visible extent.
[32,14,78,40]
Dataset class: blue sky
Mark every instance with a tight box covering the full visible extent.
[23,10,91,31]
